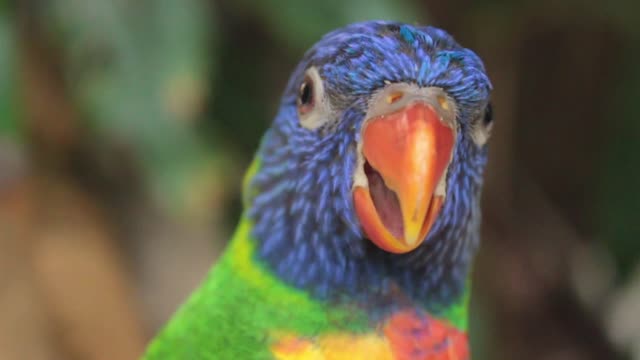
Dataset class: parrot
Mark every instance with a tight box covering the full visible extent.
[143,20,493,360]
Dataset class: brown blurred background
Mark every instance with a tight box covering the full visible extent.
[0,0,638,359]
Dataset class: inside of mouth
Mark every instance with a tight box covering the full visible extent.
[364,161,404,240]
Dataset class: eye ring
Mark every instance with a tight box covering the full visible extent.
[470,101,494,146]
[296,67,330,130]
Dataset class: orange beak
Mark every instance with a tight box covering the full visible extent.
[354,102,455,253]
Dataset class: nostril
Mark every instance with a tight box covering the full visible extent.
[387,92,404,104]
[437,95,449,110]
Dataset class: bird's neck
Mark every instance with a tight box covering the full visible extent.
[229,215,472,332]
[244,126,483,328]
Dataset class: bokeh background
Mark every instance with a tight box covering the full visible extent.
[1,0,639,359]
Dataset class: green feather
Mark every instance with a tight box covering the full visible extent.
[143,215,370,359]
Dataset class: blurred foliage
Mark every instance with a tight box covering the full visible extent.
[599,43,640,282]
[40,0,222,221]
[598,0,640,286]
[230,0,421,50]
[23,0,423,222]
[0,8,19,141]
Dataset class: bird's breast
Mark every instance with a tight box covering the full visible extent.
[270,309,469,360]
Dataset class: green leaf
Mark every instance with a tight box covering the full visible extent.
[598,43,640,281]
[42,0,220,219]
[0,11,20,140]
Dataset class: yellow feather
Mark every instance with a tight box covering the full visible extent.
[271,333,393,360]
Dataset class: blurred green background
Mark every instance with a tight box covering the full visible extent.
[0,0,639,359]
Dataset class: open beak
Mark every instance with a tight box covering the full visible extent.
[354,99,455,254]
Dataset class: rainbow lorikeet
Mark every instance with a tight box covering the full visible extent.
[143,21,493,360]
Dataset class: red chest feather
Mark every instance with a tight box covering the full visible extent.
[384,310,469,360]
[271,309,468,360]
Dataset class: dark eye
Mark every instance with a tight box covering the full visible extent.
[483,103,493,126]
[297,76,315,114]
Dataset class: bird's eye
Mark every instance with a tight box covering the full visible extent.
[470,102,494,146]
[297,76,315,114]
[483,103,493,126]
[297,67,330,130]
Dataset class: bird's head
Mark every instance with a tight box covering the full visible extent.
[247,21,492,298]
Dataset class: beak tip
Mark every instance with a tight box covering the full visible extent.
[402,237,420,249]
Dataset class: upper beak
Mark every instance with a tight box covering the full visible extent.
[354,90,455,254]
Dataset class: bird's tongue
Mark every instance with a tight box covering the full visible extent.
[364,161,403,240]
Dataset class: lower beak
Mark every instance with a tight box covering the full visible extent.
[353,102,455,253]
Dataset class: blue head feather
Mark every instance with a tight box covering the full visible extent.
[247,21,492,312]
